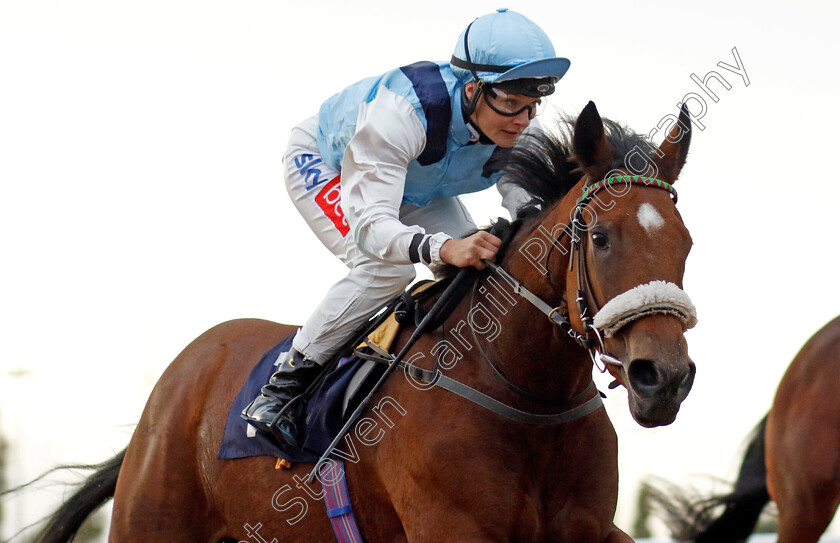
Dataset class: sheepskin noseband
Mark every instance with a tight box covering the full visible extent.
[592,280,697,338]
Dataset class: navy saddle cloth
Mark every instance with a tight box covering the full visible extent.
[218,332,376,463]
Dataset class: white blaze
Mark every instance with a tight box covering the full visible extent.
[637,202,665,233]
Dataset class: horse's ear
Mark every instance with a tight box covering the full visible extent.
[654,104,692,183]
[573,101,613,181]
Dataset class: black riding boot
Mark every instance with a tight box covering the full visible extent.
[241,349,322,447]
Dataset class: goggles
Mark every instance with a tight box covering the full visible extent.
[483,86,547,119]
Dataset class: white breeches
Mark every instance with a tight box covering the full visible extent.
[283,116,477,364]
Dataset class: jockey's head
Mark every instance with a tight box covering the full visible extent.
[451,9,570,146]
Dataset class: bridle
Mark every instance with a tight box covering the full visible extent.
[309,177,690,481]
[485,174,693,372]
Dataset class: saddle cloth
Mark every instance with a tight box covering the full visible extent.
[218,317,399,463]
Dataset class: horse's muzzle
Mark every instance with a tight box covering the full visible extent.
[626,356,696,427]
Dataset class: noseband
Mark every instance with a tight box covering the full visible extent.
[488,175,697,370]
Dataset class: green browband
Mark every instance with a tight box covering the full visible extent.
[579,175,677,204]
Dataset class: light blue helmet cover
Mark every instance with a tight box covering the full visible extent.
[451,9,570,88]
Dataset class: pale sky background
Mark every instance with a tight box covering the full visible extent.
[2,0,840,540]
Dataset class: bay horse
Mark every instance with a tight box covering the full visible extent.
[34,101,696,543]
[663,315,840,543]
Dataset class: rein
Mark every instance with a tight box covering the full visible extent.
[465,279,596,407]
[307,176,695,481]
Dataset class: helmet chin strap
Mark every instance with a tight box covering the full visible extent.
[461,81,481,116]
[461,86,494,145]
[459,19,493,144]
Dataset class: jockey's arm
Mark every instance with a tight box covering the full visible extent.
[341,88,453,267]
[341,88,501,270]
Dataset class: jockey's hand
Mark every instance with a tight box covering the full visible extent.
[439,231,502,270]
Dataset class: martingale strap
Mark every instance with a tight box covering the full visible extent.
[407,365,604,424]
[355,348,603,425]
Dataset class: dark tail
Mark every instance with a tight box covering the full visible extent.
[642,415,770,542]
[694,415,770,542]
[31,448,125,543]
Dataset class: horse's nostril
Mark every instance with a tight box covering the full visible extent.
[680,363,697,392]
[628,359,660,390]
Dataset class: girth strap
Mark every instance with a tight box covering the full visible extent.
[322,459,364,543]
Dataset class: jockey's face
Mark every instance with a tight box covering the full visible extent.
[465,81,536,148]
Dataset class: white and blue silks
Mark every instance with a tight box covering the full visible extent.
[317,60,529,266]
[284,61,529,363]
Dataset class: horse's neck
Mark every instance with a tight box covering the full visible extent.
[447,218,593,405]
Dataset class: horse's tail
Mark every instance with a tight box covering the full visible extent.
[690,414,771,542]
[31,448,125,543]
[643,415,770,542]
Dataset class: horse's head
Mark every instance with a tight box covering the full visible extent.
[568,101,695,427]
[503,101,695,428]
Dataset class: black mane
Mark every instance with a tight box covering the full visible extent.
[504,115,656,219]
[432,114,655,278]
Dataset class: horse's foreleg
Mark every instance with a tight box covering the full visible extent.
[604,525,634,543]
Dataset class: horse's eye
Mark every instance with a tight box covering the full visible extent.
[592,232,609,249]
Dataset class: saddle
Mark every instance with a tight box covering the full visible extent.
[220,219,523,464]
[217,279,447,463]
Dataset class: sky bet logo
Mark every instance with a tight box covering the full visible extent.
[315,176,349,237]
[294,153,349,237]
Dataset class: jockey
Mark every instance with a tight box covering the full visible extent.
[242,8,571,446]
